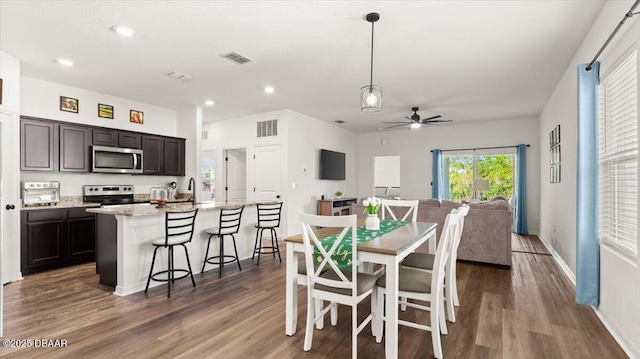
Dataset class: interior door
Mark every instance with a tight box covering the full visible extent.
[254,144,282,201]
[225,149,247,201]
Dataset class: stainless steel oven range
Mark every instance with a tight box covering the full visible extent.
[83,185,136,206]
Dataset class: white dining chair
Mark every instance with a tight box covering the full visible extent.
[381,199,419,222]
[299,212,377,358]
[373,210,460,359]
[401,204,469,322]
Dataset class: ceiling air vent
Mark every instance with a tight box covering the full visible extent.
[257,119,278,138]
[220,51,252,65]
[165,71,194,81]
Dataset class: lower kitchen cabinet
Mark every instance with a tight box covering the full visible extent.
[21,207,96,275]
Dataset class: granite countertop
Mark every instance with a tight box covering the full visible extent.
[86,200,264,217]
[21,196,194,211]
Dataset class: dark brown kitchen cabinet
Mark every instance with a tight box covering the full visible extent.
[163,138,185,176]
[67,208,96,264]
[21,208,96,275]
[21,209,67,275]
[118,132,141,149]
[92,129,141,149]
[21,116,186,177]
[92,128,118,147]
[142,135,164,175]
[59,124,91,172]
[20,118,56,171]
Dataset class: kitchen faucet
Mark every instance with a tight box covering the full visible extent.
[187,177,196,204]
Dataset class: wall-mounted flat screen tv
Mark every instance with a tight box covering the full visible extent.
[320,149,346,180]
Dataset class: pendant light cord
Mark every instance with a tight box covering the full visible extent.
[370,20,375,87]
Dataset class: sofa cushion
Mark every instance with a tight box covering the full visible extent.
[440,200,461,209]
[419,198,441,207]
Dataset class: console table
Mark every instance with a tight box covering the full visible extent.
[317,197,358,216]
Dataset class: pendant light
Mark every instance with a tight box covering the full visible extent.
[361,12,382,112]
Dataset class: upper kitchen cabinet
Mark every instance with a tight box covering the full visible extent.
[92,128,118,147]
[142,135,164,175]
[163,138,185,176]
[59,124,91,172]
[92,129,141,149]
[20,117,56,171]
[21,116,186,176]
[118,132,142,149]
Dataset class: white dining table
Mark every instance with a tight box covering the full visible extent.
[284,220,437,359]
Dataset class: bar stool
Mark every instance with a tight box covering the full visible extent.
[252,202,283,265]
[145,209,198,298]
[202,205,244,278]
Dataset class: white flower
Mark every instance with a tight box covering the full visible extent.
[362,200,369,206]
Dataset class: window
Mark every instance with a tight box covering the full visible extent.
[444,152,514,201]
[598,51,638,256]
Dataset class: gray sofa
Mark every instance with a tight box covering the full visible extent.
[351,197,512,267]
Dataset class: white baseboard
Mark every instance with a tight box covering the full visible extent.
[536,234,638,359]
[537,234,576,285]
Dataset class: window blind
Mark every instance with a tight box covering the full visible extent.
[598,51,638,255]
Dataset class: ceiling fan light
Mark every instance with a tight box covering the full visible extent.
[360,85,382,112]
[410,123,421,129]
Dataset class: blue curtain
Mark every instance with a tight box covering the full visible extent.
[514,144,528,234]
[576,62,600,306]
[432,149,443,200]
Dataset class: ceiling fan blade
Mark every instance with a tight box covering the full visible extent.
[383,121,411,124]
[404,116,416,122]
[425,119,452,123]
[384,123,409,129]
[419,115,442,123]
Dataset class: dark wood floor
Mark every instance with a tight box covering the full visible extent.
[1,234,627,358]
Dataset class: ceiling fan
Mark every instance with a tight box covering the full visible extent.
[383,107,452,129]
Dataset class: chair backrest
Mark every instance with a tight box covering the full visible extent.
[299,212,358,296]
[431,210,460,299]
[257,202,283,228]
[219,205,244,234]
[381,199,419,222]
[164,209,198,245]
[449,204,470,263]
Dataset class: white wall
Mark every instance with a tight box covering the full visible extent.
[286,111,359,235]
[20,77,182,197]
[202,109,359,237]
[21,76,177,136]
[176,106,202,198]
[539,0,639,356]
[358,117,541,234]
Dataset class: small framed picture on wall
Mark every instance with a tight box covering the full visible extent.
[60,96,79,113]
[98,104,114,119]
[130,110,144,124]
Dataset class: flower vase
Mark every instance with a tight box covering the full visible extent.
[365,214,380,231]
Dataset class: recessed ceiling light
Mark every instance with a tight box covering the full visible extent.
[111,25,135,37]
[56,58,73,66]
[205,100,214,106]
[264,86,275,94]
[410,123,421,129]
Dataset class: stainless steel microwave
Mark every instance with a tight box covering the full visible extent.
[92,146,143,174]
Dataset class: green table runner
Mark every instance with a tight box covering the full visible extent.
[313,220,407,269]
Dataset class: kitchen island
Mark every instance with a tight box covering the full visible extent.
[87,201,270,296]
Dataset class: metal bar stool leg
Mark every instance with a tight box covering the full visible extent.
[183,244,196,288]
[256,228,265,265]
[219,234,224,278]
[202,234,213,273]
[273,228,282,263]
[232,234,242,271]
[253,229,260,261]
[168,246,172,298]
[145,247,160,293]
